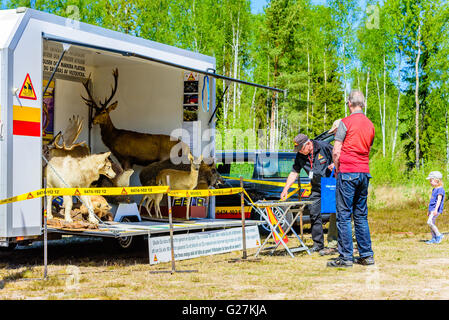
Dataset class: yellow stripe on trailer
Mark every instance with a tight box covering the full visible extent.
[13,105,41,122]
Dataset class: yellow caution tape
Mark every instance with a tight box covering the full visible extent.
[222,176,311,190]
[168,187,243,198]
[0,186,243,205]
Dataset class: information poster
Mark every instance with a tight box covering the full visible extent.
[42,80,55,144]
[149,226,261,264]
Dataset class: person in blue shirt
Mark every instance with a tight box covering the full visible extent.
[426,171,445,244]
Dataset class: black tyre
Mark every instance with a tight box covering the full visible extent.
[103,217,144,251]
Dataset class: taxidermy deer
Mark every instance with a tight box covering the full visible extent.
[44,115,90,160]
[141,154,203,220]
[138,157,221,219]
[81,68,190,170]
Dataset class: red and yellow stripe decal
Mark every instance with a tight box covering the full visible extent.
[13,105,41,137]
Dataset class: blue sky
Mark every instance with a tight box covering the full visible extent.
[250,0,268,14]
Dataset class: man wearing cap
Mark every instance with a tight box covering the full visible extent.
[318,119,341,256]
[280,133,334,253]
[327,90,375,268]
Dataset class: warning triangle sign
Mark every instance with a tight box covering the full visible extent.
[74,189,81,196]
[19,73,37,100]
[121,188,128,195]
[27,192,34,199]
[154,254,158,262]
[187,73,196,81]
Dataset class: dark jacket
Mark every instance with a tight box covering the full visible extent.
[292,140,333,193]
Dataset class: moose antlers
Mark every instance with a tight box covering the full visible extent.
[81,68,119,111]
[53,115,87,151]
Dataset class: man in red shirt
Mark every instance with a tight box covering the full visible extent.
[327,90,375,268]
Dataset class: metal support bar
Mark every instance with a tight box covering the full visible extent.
[240,176,247,259]
[150,176,197,274]
[42,34,284,93]
[208,81,230,124]
[43,180,48,280]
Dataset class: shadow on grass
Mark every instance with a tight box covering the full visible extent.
[0,268,38,289]
[0,236,149,271]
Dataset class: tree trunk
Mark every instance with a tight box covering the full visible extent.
[270,59,278,151]
[382,54,386,157]
[222,45,227,132]
[307,49,310,134]
[376,77,384,154]
[392,55,401,159]
[415,23,421,170]
[365,68,370,114]
[343,41,347,117]
[445,108,449,176]
[232,12,240,127]
[323,50,327,130]
[251,87,257,132]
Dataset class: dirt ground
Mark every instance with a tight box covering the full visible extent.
[1,207,448,300]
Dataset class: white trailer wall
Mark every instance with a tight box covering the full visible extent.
[0,48,5,238]
[10,18,42,237]
[0,8,218,235]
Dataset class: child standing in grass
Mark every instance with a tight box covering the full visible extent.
[426,171,445,244]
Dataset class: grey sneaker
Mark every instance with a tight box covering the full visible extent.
[326,257,353,268]
[319,247,339,256]
[354,256,375,265]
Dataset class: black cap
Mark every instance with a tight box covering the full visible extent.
[293,134,309,152]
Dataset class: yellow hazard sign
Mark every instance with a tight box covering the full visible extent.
[19,73,37,100]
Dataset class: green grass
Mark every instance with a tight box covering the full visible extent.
[0,185,448,300]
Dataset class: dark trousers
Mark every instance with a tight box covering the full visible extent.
[336,172,374,260]
[305,191,324,249]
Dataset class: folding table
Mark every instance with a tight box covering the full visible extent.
[250,200,314,258]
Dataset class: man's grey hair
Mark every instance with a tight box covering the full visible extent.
[348,90,365,108]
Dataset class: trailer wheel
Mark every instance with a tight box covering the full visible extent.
[104,217,144,251]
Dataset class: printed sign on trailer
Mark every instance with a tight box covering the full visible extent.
[149,226,261,264]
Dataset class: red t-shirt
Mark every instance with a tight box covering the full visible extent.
[337,112,375,173]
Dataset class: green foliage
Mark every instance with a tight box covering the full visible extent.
[3,0,449,174]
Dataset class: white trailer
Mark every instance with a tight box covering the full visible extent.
[0,8,281,250]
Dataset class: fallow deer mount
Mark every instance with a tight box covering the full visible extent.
[81,68,190,170]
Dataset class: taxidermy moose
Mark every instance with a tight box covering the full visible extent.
[81,68,191,170]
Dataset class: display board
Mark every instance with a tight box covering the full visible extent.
[149,225,261,264]
[183,71,199,121]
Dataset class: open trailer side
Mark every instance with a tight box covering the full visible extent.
[0,8,283,252]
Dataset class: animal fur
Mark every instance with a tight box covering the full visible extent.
[45,152,116,225]
[92,160,134,204]
[82,69,190,170]
[138,157,223,218]
[79,195,113,221]
[153,154,203,219]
